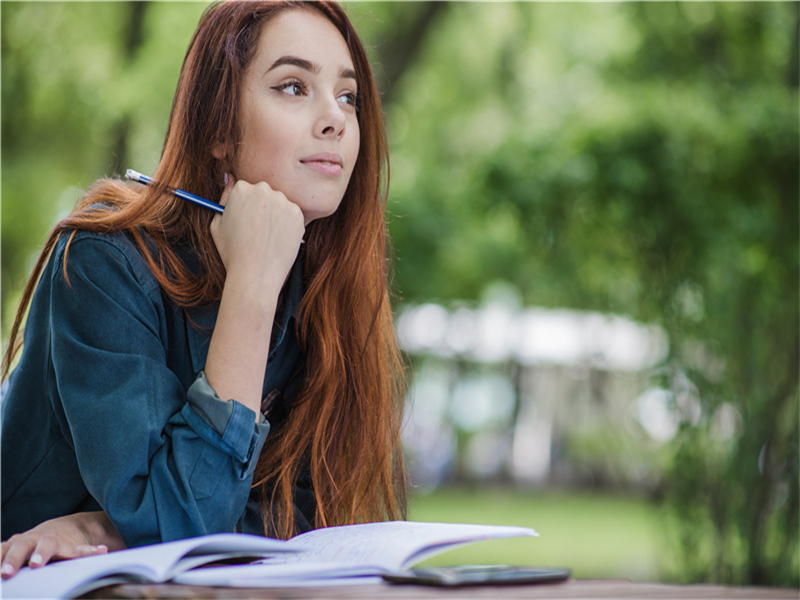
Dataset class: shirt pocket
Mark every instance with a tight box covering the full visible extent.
[189,444,224,500]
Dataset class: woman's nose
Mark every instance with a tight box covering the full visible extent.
[315,96,347,139]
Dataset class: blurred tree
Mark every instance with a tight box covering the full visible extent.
[367,1,798,586]
[358,1,448,104]
[610,3,799,586]
[1,2,206,327]
[108,2,150,176]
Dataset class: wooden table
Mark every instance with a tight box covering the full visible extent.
[81,579,798,599]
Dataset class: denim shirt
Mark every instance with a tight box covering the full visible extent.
[1,230,309,546]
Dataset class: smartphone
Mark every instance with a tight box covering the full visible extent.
[382,565,571,587]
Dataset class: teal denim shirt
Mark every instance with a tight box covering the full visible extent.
[1,230,308,546]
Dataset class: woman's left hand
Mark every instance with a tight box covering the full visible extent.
[1,511,125,578]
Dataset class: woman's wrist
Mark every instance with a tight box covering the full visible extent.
[224,265,287,309]
[204,273,279,417]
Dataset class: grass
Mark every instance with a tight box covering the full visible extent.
[406,487,670,581]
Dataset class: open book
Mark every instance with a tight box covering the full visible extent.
[2,521,537,599]
[2,532,293,599]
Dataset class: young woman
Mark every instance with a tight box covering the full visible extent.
[1,0,407,577]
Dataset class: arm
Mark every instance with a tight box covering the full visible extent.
[51,234,263,547]
[1,511,124,578]
[49,180,303,548]
[204,178,305,415]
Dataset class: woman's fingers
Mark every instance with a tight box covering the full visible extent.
[27,535,55,567]
[73,544,108,559]
[210,173,236,258]
[211,179,305,284]
[218,172,235,207]
[1,534,36,577]
[0,512,121,578]
[0,533,108,578]
[29,535,102,567]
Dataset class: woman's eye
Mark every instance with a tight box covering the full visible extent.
[273,80,306,96]
[338,91,360,109]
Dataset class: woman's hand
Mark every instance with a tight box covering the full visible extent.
[1,511,125,578]
[210,175,306,289]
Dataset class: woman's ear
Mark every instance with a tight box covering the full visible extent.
[211,141,226,160]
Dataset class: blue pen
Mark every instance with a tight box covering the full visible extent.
[125,169,224,214]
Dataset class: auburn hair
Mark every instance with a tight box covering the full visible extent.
[3,0,407,539]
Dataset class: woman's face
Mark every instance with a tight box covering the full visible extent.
[230,9,360,225]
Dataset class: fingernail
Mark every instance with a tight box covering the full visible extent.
[30,552,43,565]
[223,172,229,186]
[96,545,108,552]
[2,563,15,576]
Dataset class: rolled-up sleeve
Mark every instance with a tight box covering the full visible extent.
[187,371,269,434]
[182,372,270,479]
[48,234,268,547]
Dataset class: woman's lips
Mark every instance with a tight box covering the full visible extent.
[300,153,343,176]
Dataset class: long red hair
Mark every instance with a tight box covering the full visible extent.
[3,0,407,539]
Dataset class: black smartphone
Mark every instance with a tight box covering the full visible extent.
[382,565,571,587]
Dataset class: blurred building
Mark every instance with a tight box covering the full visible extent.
[396,288,673,492]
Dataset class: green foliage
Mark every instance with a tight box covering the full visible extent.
[357,1,798,585]
[2,1,797,586]
[1,1,207,323]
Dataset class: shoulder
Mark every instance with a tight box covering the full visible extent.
[52,229,161,298]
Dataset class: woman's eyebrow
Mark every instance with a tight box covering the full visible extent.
[340,67,357,83]
[267,55,357,83]
[268,55,318,74]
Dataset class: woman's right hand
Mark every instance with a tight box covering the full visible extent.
[210,176,306,289]
[1,511,125,578]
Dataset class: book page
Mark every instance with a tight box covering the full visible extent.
[165,522,538,589]
[283,521,538,571]
[175,522,537,587]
